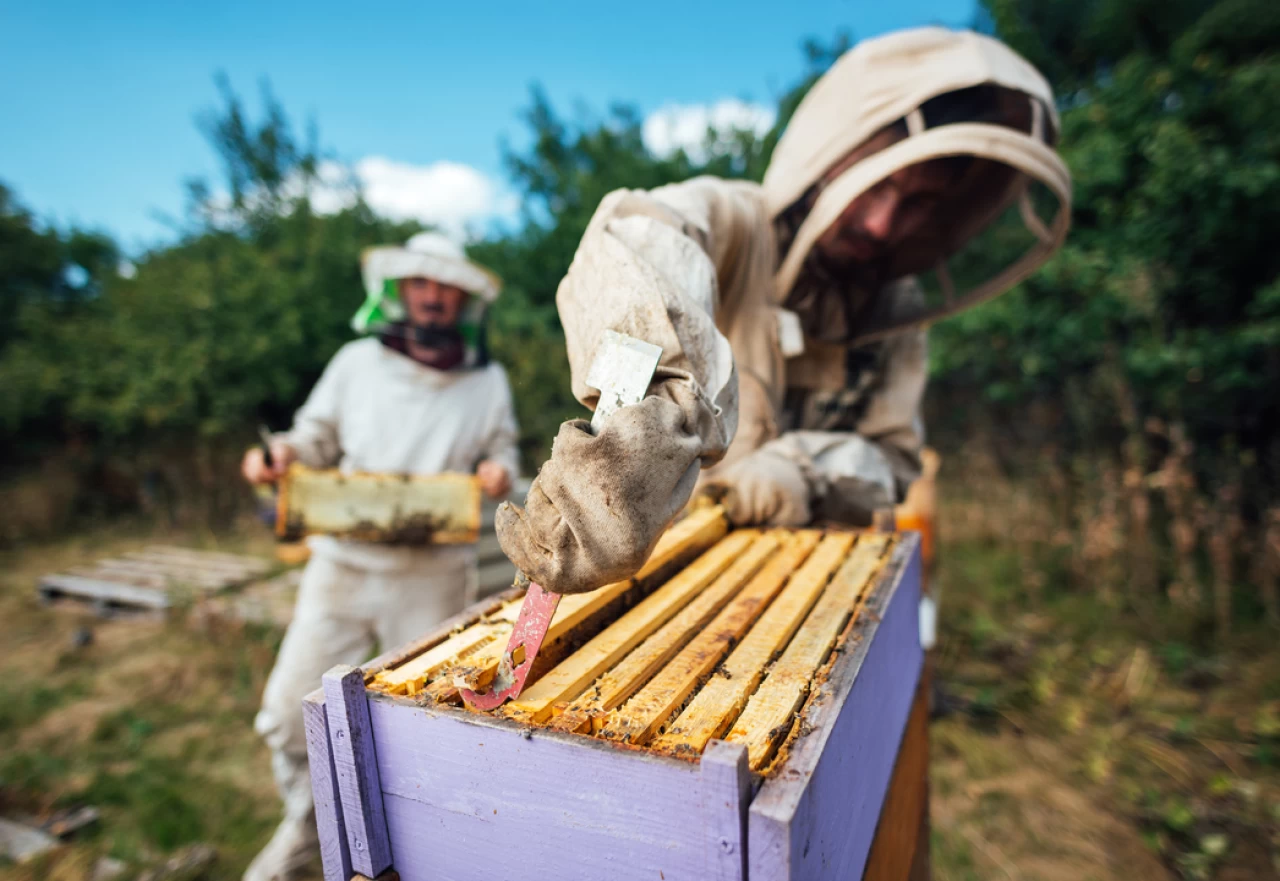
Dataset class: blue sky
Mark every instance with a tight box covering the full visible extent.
[1,0,975,253]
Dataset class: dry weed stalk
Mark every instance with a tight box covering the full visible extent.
[1150,423,1204,611]
[1255,507,1280,626]
[1208,481,1243,642]
[1076,462,1125,602]
[1109,366,1158,596]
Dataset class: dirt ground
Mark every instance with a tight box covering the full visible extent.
[0,512,1276,881]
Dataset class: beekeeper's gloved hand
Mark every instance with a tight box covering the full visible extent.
[701,445,811,527]
[496,393,703,595]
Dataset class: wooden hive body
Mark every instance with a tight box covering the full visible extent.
[305,510,924,881]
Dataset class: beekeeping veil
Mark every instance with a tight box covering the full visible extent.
[353,232,503,368]
[762,27,1072,346]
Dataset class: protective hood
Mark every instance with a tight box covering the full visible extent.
[352,232,502,334]
[762,27,1072,345]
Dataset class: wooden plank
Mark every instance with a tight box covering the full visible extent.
[601,531,823,745]
[143,545,273,569]
[424,636,510,700]
[302,691,354,881]
[322,665,392,878]
[550,531,780,735]
[727,534,890,770]
[38,574,170,610]
[747,534,922,881]
[277,464,481,544]
[128,547,268,570]
[360,588,525,682]
[81,560,231,589]
[420,584,648,701]
[122,551,266,579]
[699,740,753,881]
[421,506,730,702]
[88,557,232,582]
[369,619,513,696]
[503,531,758,724]
[652,532,856,758]
[66,567,174,590]
[367,693,749,881]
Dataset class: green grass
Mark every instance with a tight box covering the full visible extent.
[0,681,82,734]
[931,525,1280,881]
[0,517,287,881]
[931,828,980,881]
[80,754,270,858]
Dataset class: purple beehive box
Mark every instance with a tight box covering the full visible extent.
[304,532,923,881]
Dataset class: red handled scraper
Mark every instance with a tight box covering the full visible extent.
[461,331,662,710]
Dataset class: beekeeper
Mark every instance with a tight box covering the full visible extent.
[497,27,1071,595]
[240,232,520,881]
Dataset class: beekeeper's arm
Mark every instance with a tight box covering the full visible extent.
[497,178,762,594]
[275,347,352,469]
[242,347,349,484]
[706,327,926,527]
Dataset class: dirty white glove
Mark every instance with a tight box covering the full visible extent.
[703,446,812,527]
[496,394,703,595]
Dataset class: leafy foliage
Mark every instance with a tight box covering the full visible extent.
[0,85,418,462]
[930,0,1280,498]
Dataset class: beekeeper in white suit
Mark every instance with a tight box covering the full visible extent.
[497,27,1072,595]
[241,233,520,881]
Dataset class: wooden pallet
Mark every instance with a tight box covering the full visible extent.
[38,545,273,614]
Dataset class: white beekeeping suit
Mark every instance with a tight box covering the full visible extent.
[497,27,1071,595]
[247,234,520,881]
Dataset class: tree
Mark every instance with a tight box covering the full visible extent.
[930,0,1280,486]
[0,82,418,459]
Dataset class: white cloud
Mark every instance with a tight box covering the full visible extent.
[642,99,776,162]
[297,157,514,239]
[355,157,516,236]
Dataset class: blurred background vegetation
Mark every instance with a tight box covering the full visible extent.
[2,0,1278,637]
[2,2,1280,879]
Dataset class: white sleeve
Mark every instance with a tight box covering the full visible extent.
[482,366,522,479]
[554,178,769,465]
[276,346,351,469]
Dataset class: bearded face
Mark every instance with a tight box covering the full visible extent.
[776,106,1032,345]
[399,276,466,328]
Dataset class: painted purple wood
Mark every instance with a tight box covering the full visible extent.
[302,690,353,881]
[748,535,923,881]
[323,665,393,878]
[309,535,922,881]
[365,697,748,881]
[700,740,753,881]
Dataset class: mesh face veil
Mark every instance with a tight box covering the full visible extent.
[762,28,1072,346]
[353,233,502,369]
